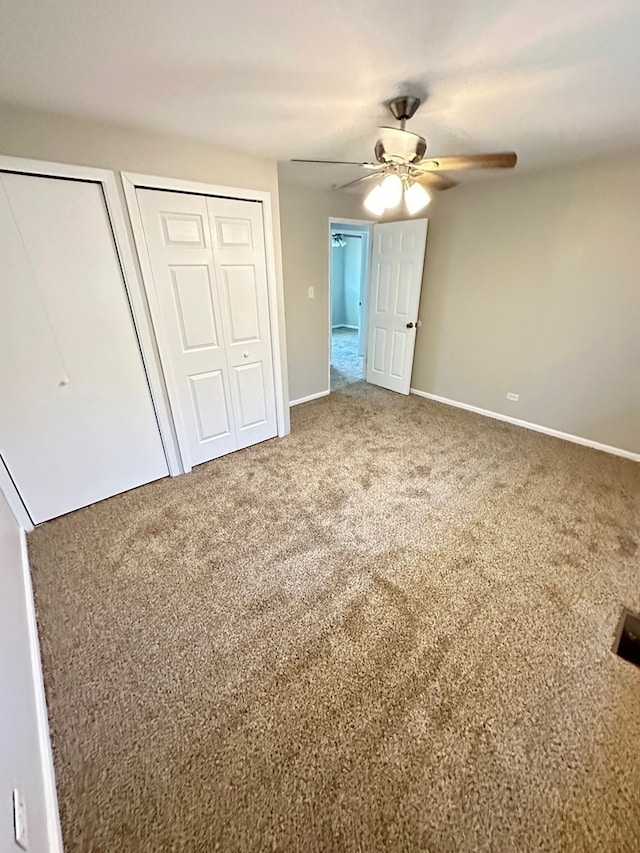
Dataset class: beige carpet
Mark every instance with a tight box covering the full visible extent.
[331,327,363,389]
[29,381,640,852]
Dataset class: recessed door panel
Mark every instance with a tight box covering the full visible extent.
[222,265,261,344]
[371,327,387,374]
[161,212,205,246]
[376,263,391,313]
[380,231,394,253]
[233,362,268,429]
[189,371,232,441]
[216,217,253,248]
[400,229,418,252]
[395,263,413,317]
[390,331,407,379]
[170,265,219,350]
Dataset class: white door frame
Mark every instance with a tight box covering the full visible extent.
[327,217,373,392]
[0,155,178,531]
[122,171,288,473]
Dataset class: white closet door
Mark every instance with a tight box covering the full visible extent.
[135,189,237,466]
[135,189,277,468]
[0,173,168,524]
[206,197,277,450]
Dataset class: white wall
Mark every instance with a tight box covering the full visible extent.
[0,488,61,852]
[411,151,640,455]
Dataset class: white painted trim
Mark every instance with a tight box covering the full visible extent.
[19,530,64,853]
[121,171,274,205]
[0,455,33,531]
[121,171,289,471]
[327,217,373,395]
[120,175,193,473]
[329,217,373,227]
[0,155,112,183]
[101,172,181,477]
[410,389,640,462]
[289,390,330,407]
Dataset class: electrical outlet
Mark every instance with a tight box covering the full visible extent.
[506,392,519,402]
[308,286,314,299]
[13,789,28,850]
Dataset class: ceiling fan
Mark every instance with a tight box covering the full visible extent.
[292,95,517,216]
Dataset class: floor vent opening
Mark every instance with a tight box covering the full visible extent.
[614,609,640,668]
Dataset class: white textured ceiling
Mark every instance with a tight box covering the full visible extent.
[1,0,640,190]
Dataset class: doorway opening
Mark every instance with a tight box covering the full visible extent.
[329,220,371,392]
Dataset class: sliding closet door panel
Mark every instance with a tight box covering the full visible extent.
[135,189,237,466]
[207,198,277,448]
[0,174,167,523]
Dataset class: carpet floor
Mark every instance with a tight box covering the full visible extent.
[28,381,640,852]
[331,327,363,389]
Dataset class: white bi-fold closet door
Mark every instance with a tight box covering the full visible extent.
[0,172,168,524]
[135,189,277,469]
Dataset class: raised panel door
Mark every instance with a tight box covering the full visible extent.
[207,197,277,448]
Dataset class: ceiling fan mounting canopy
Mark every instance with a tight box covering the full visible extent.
[387,95,421,123]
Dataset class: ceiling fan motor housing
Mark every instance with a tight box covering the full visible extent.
[376,128,427,164]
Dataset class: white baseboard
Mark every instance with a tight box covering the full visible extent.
[410,389,640,462]
[19,530,64,853]
[289,389,330,407]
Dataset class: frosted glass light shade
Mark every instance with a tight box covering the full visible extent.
[379,173,403,208]
[404,181,431,215]
[363,183,386,216]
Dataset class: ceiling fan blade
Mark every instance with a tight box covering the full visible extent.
[335,171,384,191]
[412,171,459,191]
[415,152,517,172]
[291,159,380,169]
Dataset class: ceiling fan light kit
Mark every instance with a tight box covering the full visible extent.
[363,172,431,216]
[363,183,386,216]
[379,173,403,207]
[292,94,517,218]
[404,181,431,215]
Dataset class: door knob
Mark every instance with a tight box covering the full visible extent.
[243,352,249,359]
[406,322,414,329]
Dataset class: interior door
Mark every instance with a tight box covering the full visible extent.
[365,219,428,394]
[135,189,277,468]
[0,173,168,524]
